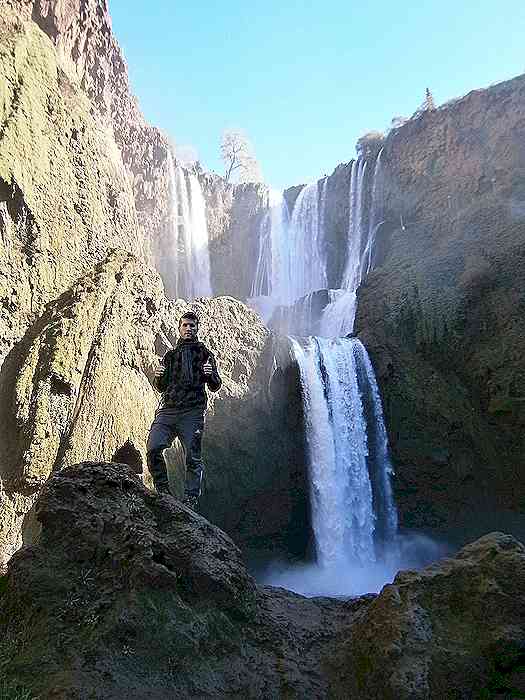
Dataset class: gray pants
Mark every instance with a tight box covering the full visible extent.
[146,407,205,498]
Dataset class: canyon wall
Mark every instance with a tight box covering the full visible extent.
[0,0,301,566]
[355,75,525,541]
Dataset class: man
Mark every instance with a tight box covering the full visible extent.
[147,311,221,509]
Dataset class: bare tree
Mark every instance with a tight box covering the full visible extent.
[220,129,263,183]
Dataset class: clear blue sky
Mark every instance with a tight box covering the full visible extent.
[109,0,525,189]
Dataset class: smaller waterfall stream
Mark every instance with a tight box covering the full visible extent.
[163,154,212,299]
[320,158,367,337]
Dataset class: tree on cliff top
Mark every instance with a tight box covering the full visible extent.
[221,129,263,184]
[412,88,437,118]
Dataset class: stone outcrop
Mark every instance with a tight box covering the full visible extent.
[1,463,523,699]
[0,462,359,699]
[0,3,145,365]
[344,532,525,699]
[203,174,269,300]
[0,250,163,564]
[0,245,307,566]
[355,74,525,541]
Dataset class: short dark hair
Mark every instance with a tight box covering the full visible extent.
[178,311,199,328]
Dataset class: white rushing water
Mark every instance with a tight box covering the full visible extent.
[186,172,212,298]
[166,153,212,299]
[256,151,428,597]
[264,334,407,597]
[361,147,385,277]
[320,158,367,337]
[249,180,329,322]
[291,337,376,567]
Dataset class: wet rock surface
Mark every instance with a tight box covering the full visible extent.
[344,532,525,700]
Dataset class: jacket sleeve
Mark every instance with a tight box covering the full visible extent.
[153,351,172,392]
[206,351,222,392]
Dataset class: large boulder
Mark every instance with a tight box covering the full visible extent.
[344,532,525,699]
[0,461,357,699]
[1,464,524,699]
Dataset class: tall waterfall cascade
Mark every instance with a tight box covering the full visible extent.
[165,153,212,299]
[249,179,328,324]
[292,336,397,567]
[255,151,403,596]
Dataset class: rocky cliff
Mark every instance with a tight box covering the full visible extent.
[0,0,299,567]
[202,173,269,300]
[0,247,305,568]
[1,462,523,699]
[354,74,525,541]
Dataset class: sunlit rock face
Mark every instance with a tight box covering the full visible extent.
[0,252,307,567]
[0,0,308,568]
[355,74,525,541]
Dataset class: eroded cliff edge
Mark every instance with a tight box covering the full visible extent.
[354,75,525,541]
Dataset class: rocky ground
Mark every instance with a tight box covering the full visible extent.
[1,462,524,699]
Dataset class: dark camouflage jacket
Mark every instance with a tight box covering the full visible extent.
[154,339,221,411]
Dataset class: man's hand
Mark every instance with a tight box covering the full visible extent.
[203,359,213,377]
[154,365,164,380]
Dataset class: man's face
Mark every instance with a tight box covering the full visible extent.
[179,318,198,340]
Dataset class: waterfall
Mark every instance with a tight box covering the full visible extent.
[249,181,328,323]
[353,340,398,548]
[286,180,328,305]
[187,172,212,298]
[164,153,212,300]
[291,335,398,570]
[249,190,289,322]
[320,158,367,337]
[361,147,385,276]
[292,336,377,566]
[250,150,404,595]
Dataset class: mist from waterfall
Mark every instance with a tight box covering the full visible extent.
[165,153,212,299]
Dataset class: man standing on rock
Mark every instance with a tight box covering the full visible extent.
[147,311,221,509]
